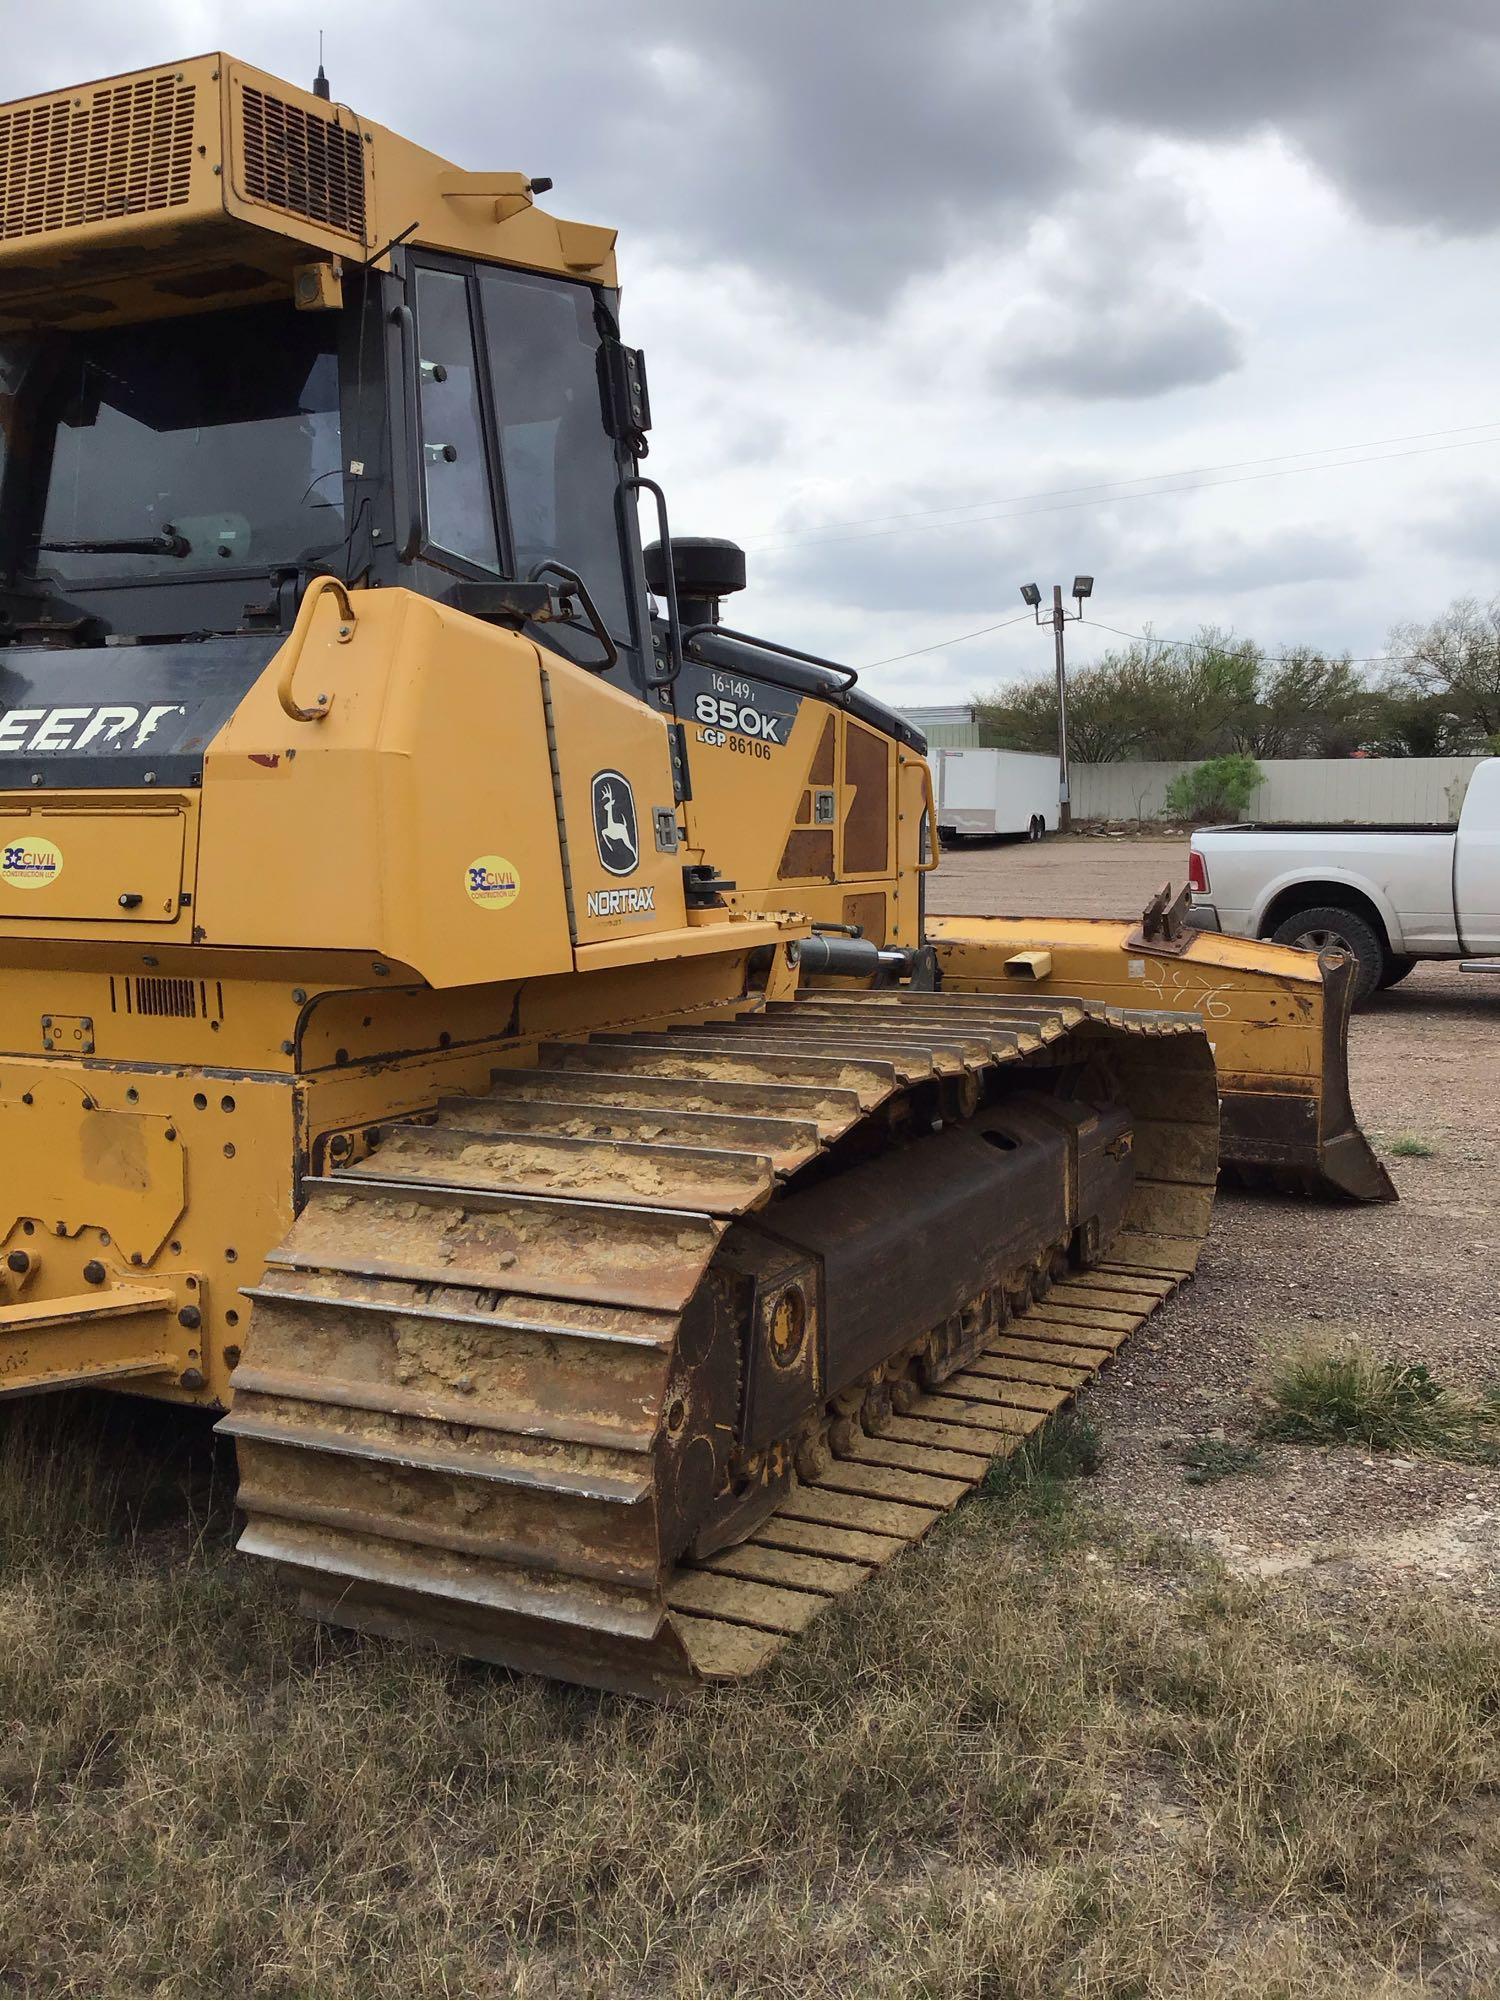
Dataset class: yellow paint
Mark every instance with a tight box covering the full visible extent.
[0,1066,186,1262]
[0,53,616,334]
[0,836,62,891]
[0,800,189,928]
[197,589,578,986]
[929,915,1330,1098]
[538,663,688,947]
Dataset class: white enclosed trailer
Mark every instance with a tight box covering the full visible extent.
[934,748,1059,841]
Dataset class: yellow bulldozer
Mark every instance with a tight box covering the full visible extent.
[0,55,1386,1695]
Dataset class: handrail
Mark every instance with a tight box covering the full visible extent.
[388,303,424,562]
[276,576,355,723]
[528,562,619,672]
[623,474,684,686]
[917,758,942,873]
[683,622,859,693]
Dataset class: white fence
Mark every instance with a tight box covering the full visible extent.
[1071,756,1485,825]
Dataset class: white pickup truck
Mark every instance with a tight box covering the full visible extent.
[1186,756,1500,1003]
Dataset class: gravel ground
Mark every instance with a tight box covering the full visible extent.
[929,830,1193,920]
[930,832,1500,1607]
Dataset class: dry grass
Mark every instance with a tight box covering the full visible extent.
[2,1392,1498,1999]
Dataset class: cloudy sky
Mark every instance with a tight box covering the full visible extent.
[13,1,1500,707]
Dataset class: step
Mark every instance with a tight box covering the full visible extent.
[0,1284,179,1396]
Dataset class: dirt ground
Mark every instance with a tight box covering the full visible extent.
[1,829,1496,1999]
[930,832,1500,1607]
[930,830,1195,920]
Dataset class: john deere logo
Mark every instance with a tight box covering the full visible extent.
[464,855,520,909]
[591,770,639,877]
[1,836,62,890]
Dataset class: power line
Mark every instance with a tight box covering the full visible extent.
[753,430,1500,555]
[748,418,1500,545]
[859,611,1404,677]
[1079,618,1394,665]
[860,610,1036,669]
[752,418,1500,548]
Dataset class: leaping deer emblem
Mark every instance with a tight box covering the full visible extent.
[597,780,638,869]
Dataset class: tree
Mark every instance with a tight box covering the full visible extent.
[1236,647,1371,757]
[1384,597,1500,749]
[973,607,1500,766]
[975,644,1170,762]
[976,628,1265,763]
[1361,679,1452,758]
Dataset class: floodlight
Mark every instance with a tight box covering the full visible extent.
[1019,582,1041,607]
[1072,575,1094,601]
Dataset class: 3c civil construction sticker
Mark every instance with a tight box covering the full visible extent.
[465,855,520,909]
[1,836,62,890]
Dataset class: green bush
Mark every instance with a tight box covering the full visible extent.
[1258,1348,1500,1461]
[1163,754,1264,822]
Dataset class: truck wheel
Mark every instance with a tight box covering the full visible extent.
[1378,954,1417,990]
[1270,906,1385,1006]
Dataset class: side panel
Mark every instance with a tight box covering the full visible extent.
[1197,829,1453,953]
[196,590,576,985]
[541,663,688,945]
[0,796,190,926]
[678,675,921,948]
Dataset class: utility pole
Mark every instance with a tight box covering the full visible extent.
[1019,575,1093,835]
[1050,584,1071,834]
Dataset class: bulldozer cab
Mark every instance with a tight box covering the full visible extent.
[0,243,659,701]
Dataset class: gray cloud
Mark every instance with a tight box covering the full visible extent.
[1413,482,1500,569]
[1062,0,1500,237]
[1122,525,1367,596]
[995,288,1243,401]
[337,0,1084,313]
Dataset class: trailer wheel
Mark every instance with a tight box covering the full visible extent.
[1028,815,1044,842]
[1270,905,1385,1006]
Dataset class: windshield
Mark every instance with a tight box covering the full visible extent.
[23,303,344,584]
[477,267,632,645]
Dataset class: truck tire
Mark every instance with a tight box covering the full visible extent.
[1378,954,1417,990]
[1270,905,1386,1006]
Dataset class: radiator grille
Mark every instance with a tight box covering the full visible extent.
[239,85,366,239]
[0,72,194,242]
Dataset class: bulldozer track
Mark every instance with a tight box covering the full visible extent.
[222,990,1219,1696]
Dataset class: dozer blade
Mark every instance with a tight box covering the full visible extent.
[927,914,1394,1204]
[222,992,1219,1696]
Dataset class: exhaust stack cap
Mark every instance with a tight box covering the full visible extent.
[644,536,747,625]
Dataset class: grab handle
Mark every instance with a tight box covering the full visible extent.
[917,759,942,872]
[277,576,355,723]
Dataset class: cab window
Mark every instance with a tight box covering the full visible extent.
[414,267,498,572]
